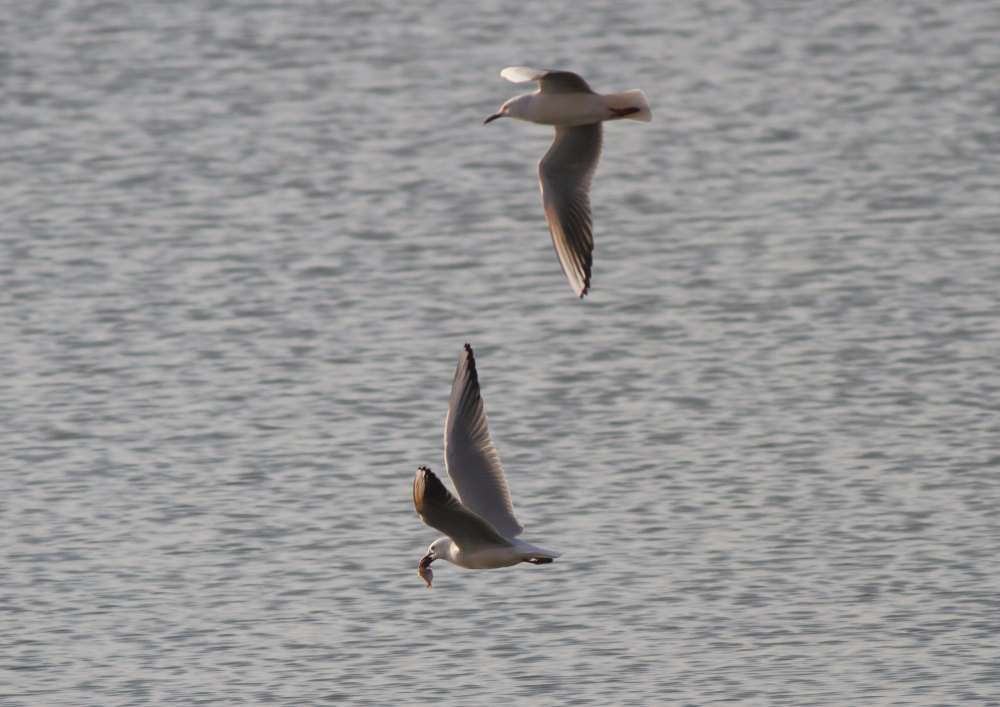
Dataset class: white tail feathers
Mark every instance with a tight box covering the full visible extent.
[602,89,652,122]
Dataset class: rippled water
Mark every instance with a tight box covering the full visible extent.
[3,0,1000,704]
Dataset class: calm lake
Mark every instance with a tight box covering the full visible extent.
[3,0,1000,704]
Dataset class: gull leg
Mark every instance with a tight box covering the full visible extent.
[610,106,640,119]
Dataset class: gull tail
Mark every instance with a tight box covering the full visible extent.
[603,89,652,122]
[516,541,561,562]
[522,548,561,565]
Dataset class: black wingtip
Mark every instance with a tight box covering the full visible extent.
[461,343,479,383]
[416,465,451,504]
[414,465,440,513]
[416,465,444,489]
[580,265,592,297]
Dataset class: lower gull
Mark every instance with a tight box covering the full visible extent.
[413,344,560,588]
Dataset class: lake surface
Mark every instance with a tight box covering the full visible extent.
[3,0,1000,704]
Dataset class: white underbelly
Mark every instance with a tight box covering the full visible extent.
[453,546,523,569]
[528,93,608,126]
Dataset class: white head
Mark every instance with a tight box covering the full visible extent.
[484,94,534,124]
[420,537,456,567]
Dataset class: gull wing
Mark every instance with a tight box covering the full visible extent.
[538,122,602,298]
[500,66,595,94]
[413,466,512,548]
[444,344,525,539]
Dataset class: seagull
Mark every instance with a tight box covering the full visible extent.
[485,66,652,298]
[413,344,560,587]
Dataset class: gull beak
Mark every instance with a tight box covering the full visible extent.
[418,552,435,568]
[484,113,503,124]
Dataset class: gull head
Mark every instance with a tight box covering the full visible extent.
[418,538,453,588]
[421,537,453,565]
[484,94,533,124]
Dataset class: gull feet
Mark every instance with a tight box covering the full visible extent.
[610,106,641,119]
[524,557,553,565]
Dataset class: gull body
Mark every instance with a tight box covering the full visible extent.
[494,92,619,127]
[485,66,652,298]
[413,344,559,587]
[422,531,558,570]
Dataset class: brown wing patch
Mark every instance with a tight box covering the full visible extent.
[412,466,512,548]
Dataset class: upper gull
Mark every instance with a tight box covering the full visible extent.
[485,66,652,298]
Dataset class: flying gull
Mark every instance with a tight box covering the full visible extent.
[413,344,560,587]
[485,66,652,298]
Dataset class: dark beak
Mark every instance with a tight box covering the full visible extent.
[484,113,502,124]
[419,553,434,569]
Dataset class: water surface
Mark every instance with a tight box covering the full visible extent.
[3,0,1000,704]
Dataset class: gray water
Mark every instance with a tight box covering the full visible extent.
[3,0,1000,704]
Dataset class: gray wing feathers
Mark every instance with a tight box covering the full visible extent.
[537,70,595,94]
[538,122,603,298]
[501,66,595,94]
[444,344,524,539]
[413,466,512,548]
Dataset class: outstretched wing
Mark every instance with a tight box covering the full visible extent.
[413,466,512,549]
[539,122,602,298]
[444,344,525,538]
[501,66,595,94]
